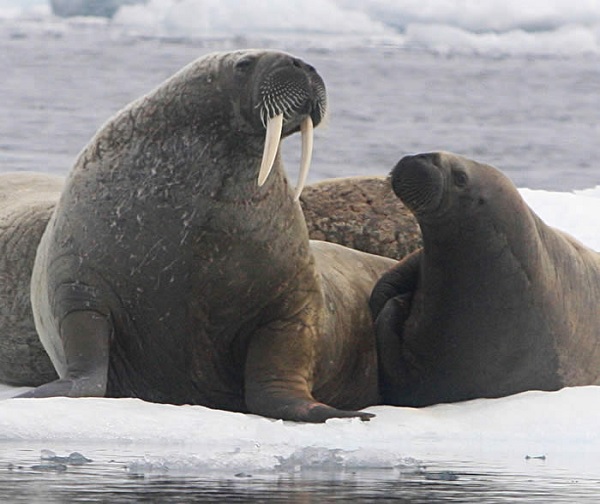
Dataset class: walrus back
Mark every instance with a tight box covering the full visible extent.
[534,217,600,386]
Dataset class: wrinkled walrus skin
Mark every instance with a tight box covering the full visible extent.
[371,152,600,407]
[18,50,397,423]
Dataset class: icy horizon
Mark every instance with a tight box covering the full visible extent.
[2,0,600,56]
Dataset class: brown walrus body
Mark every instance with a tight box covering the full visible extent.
[0,172,419,389]
[371,152,600,406]
[18,50,398,422]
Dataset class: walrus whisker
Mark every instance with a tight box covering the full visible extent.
[257,76,318,192]
[257,113,283,187]
[293,116,313,201]
[279,95,294,111]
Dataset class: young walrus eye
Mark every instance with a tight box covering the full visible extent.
[452,170,469,188]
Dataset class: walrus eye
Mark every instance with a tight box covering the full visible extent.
[234,55,257,72]
[452,171,468,188]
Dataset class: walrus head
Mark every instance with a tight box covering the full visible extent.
[391,151,518,215]
[391,152,533,244]
[224,50,327,200]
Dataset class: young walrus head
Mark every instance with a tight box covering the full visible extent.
[223,50,327,200]
[389,151,534,248]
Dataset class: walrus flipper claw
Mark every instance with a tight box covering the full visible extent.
[245,389,375,423]
[302,404,375,423]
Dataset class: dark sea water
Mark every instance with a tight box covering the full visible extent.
[2,442,600,503]
[1,19,599,190]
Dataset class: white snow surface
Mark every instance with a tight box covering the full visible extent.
[0,386,599,475]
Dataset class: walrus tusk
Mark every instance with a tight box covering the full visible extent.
[293,116,313,201]
[258,113,284,187]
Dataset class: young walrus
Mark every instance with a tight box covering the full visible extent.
[372,152,600,406]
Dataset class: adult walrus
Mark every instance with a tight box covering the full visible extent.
[19,50,396,422]
[370,151,600,407]
[0,173,418,388]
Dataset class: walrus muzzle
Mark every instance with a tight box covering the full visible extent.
[257,61,327,201]
[391,153,445,215]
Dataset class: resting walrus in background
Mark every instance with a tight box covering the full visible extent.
[0,173,61,386]
[300,176,421,260]
[17,50,398,423]
[371,152,600,407]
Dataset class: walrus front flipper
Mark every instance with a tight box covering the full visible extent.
[248,393,375,423]
[370,249,421,405]
[244,323,374,423]
[369,249,421,320]
[375,294,413,404]
[16,310,111,398]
